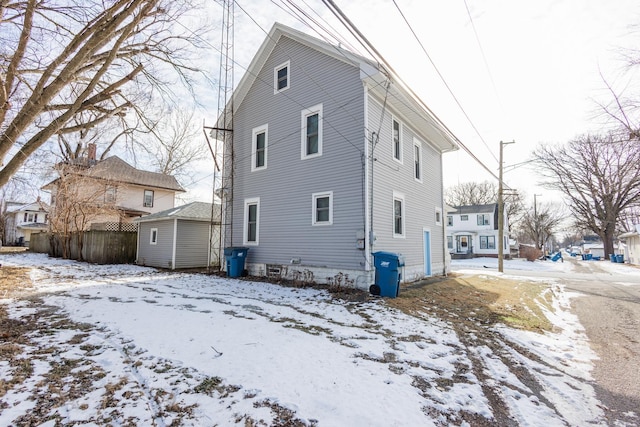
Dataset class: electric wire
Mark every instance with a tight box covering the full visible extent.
[391,0,499,164]
[321,0,501,183]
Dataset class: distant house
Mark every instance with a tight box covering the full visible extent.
[2,199,49,246]
[42,150,184,232]
[618,225,640,265]
[215,23,458,285]
[582,242,605,258]
[134,202,220,270]
[446,203,509,258]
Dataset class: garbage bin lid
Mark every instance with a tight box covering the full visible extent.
[372,251,399,257]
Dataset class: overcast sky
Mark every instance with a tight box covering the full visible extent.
[191,0,640,206]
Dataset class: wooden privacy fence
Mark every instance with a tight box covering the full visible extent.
[30,231,137,264]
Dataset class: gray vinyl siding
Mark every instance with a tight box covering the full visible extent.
[368,95,445,271]
[232,36,367,269]
[174,220,210,268]
[137,220,175,269]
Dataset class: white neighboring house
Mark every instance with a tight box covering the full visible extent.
[42,153,184,231]
[618,224,640,265]
[3,199,49,246]
[446,203,509,258]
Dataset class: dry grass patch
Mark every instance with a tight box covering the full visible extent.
[389,273,553,332]
[0,265,34,298]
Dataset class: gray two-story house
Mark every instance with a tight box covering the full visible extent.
[217,23,458,286]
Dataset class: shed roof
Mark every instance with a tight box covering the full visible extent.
[134,202,219,223]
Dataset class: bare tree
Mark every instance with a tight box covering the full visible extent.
[47,165,122,259]
[533,133,640,256]
[143,108,208,185]
[0,0,211,188]
[519,201,565,251]
[445,181,496,206]
[445,180,525,231]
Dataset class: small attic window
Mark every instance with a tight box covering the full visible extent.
[274,61,290,93]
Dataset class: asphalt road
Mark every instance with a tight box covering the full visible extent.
[506,258,640,426]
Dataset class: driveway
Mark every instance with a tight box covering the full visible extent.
[504,257,640,426]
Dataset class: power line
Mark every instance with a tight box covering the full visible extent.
[391,0,499,164]
[321,0,501,182]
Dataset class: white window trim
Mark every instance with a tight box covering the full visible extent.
[301,104,323,160]
[274,60,290,93]
[447,215,453,226]
[243,197,260,246]
[393,191,405,238]
[312,191,333,226]
[143,189,154,208]
[413,137,423,183]
[392,117,403,164]
[435,207,442,225]
[480,235,496,250]
[150,228,158,245]
[477,213,490,226]
[251,124,268,172]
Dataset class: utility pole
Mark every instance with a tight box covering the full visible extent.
[533,193,542,250]
[498,140,515,272]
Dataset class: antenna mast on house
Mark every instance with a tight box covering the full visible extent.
[207,0,234,269]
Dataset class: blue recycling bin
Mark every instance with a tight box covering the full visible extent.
[371,251,405,298]
[616,254,624,263]
[224,247,249,278]
[610,254,616,262]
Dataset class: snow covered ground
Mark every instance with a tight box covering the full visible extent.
[0,253,636,426]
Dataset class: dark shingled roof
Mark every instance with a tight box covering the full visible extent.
[452,203,497,214]
[80,156,184,192]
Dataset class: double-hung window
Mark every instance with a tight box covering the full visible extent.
[477,214,490,226]
[312,192,333,225]
[392,118,402,162]
[252,124,268,171]
[143,190,154,208]
[447,215,453,226]
[301,104,323,159]
[105,185,117,203]
[435,207,442,225]
[274,61,290,93]
[393,191,405,237]
[461,215,469,221]
[413,138,422,182]
[244,198,260,245]
[480,235,495,249]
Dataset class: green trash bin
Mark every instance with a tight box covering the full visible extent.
[225,247,249,277]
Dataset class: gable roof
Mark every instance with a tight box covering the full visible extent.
[5,200,50,213]
[217,22,458,153]
[43,156,184,192]
[134,202,219,223]
[452,203,497,214]
[82,156,184,191]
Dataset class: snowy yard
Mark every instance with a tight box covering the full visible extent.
[0,253,635,426]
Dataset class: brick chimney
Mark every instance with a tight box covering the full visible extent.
[87,143,97,162]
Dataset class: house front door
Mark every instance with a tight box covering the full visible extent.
[457,235,469,253]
